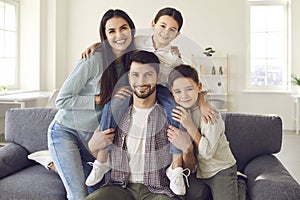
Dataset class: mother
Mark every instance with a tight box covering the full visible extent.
[47,9,136,200]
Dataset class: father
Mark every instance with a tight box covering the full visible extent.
[86,50,196,200]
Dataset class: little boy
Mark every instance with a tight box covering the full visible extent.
[166,64,239,199]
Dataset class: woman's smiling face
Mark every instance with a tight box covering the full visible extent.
[105,16,133,57]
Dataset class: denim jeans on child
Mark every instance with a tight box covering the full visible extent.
[48,121,104,200]
[99,84,182,154]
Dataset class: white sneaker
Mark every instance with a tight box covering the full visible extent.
[85,159,111,186]
[166,166,191,195]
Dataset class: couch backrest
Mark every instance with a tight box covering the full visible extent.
[222,112,282,172]
[5,108,282,172]
[5,108,58,153]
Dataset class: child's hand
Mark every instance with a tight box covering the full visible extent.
[200,102,219,124]
[89,127,115,154]
[171,46,182,58]
[172,105,194,129]
[112,86,132,99]
[167,125,193,152]
[81,42,100,59]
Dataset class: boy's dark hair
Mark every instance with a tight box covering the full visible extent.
[129,50,160,74]
[168,64,199,88]
[154,7,183,32]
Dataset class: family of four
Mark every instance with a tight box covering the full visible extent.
[47,7,244,200]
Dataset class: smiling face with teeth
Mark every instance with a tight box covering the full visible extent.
[129,61,158,100]
[105,16,133,58]
[151,15,180,49]
[171,77,202,109]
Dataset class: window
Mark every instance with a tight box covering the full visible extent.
[0,0,18,89]
[248,0,290,90]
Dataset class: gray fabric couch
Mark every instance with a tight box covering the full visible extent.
[0,108,66,200]
[0,108,299,200]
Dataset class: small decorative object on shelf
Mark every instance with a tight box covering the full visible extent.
[211,66,216,75]
[291,74,300,94]
[216,82,224,93]
[199,53,228,111]
[0,85,7,95]
[203,47,216,57]
[218,66,223,75]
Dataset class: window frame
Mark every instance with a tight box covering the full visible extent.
[0,0,19,89]
[246,0,290,91]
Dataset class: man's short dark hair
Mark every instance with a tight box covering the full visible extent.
[168,64,199,88]
[129,50,160,74]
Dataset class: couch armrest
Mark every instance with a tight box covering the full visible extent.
[245,154,300,200]
[0,143,33,179]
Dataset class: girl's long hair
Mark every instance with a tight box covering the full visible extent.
[98,9,136,105]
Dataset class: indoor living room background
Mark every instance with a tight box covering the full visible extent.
[0,0,300,185]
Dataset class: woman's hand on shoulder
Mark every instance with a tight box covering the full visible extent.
[81,42,101,59]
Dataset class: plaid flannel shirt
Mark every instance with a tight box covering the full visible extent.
[109,103,174,197]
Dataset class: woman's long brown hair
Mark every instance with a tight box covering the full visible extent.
[98,9,136,105]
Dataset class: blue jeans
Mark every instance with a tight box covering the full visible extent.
[99,85,182,153]
[48,121,104,200]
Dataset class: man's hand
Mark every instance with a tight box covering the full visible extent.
[112,86,132,99]
[167,125,193,153]
[95,94,101,105]
[200,102,219,124]
[198,92,219,124]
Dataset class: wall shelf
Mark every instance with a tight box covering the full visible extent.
[192,54,229,111]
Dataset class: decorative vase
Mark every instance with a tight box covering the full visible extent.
[218,66,223,75]
[211,66,216,75]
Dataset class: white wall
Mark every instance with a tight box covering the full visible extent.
[19,0,300,130]
[17,0,68,91]
[19,0,40,90]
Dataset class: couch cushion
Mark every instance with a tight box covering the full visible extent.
[0,165,66,200]
[222,113,282,172]
[5,108,58,153]
[0,143,32,179]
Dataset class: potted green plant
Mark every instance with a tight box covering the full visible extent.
[0,85,7,94]
[203,47,216,57]
[291,74,300,94]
